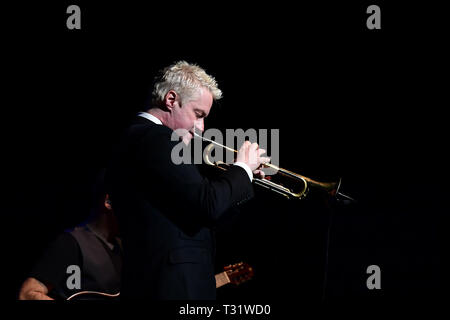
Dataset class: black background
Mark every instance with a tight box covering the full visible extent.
[1,0,447,314]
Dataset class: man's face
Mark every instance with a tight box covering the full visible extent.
[169,87,212,144]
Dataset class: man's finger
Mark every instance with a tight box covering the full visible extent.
[259,156,271,164]
[253,169,266,179]
[250,142,259,152]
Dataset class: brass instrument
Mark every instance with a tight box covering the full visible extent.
[195,133,355,202]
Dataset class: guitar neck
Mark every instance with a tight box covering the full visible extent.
[215,271,230,288]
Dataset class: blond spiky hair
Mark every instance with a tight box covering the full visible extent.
[152,61,222,106]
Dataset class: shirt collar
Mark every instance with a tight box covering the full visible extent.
[86,224,115,251]
[137,112,163,125]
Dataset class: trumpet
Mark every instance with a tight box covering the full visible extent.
[194,132,355,202]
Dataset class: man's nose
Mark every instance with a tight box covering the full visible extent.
[195,119,204,132]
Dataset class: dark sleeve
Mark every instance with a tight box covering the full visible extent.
[29,232,81,298]
[138,129,254,224]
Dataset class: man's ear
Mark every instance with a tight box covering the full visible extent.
[104,194,112,210]
[164,90,178,111]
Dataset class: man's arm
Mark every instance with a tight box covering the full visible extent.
[19,233,81,300]
[18,277,54,300]
[137,130,256,224]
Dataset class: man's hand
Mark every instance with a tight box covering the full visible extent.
[18,277,54,300]
[235,141,270,176]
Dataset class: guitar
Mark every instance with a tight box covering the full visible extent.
[64,262,254,300]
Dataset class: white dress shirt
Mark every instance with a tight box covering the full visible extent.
[137,111,163,125]
[137,112,253,181]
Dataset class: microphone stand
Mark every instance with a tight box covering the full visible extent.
[321,179,356,303]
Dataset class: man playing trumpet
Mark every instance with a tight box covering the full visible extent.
[106,61,268,300]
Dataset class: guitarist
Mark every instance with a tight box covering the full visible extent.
[18,171,122,300]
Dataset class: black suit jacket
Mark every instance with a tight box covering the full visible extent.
[106,116,254,300]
